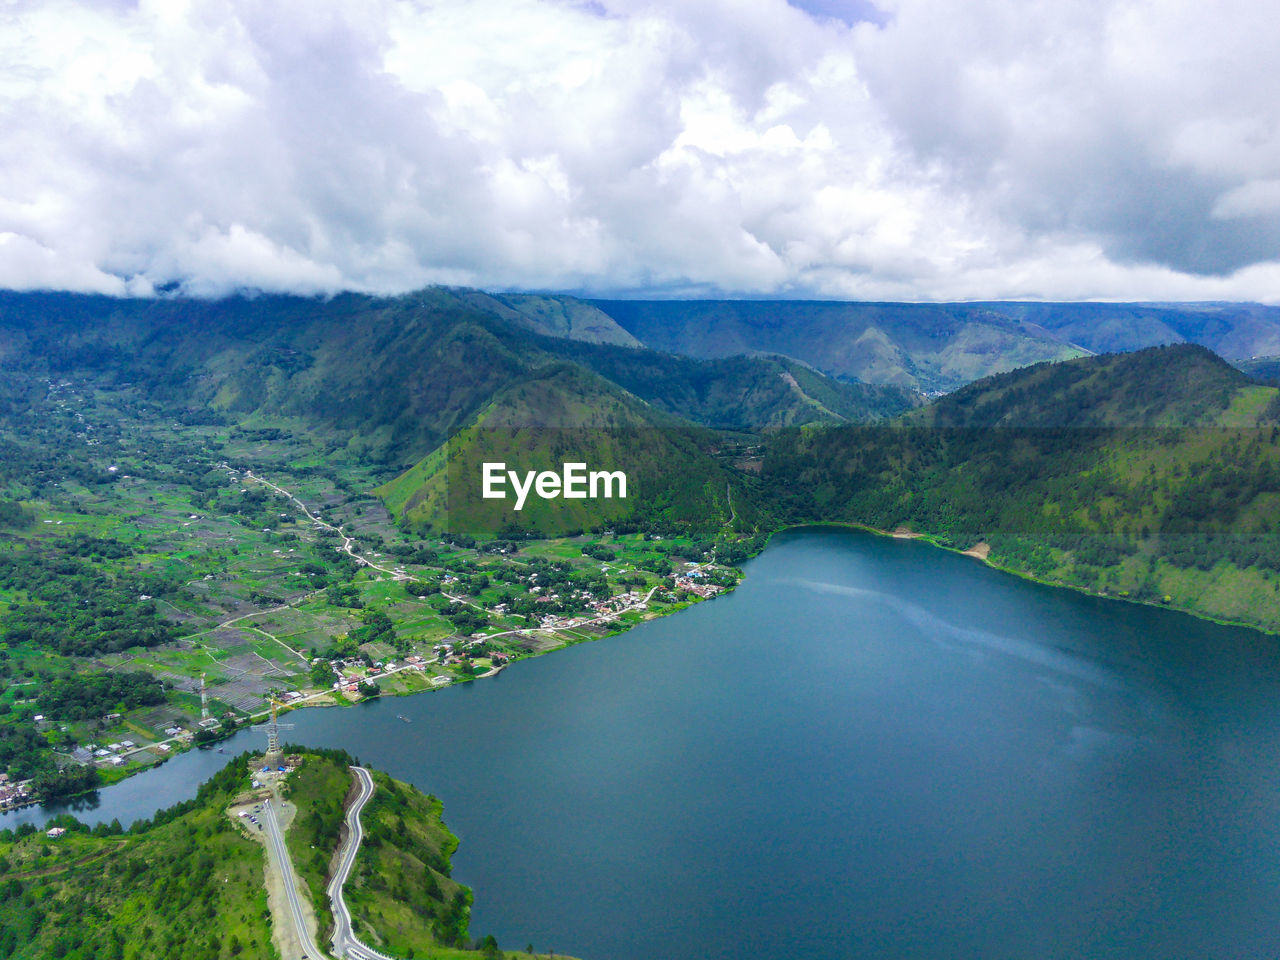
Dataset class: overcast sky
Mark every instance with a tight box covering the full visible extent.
[2,0,1279,301]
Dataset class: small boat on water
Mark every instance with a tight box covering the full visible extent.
[398,715,411,723]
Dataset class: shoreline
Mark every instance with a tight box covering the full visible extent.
[3,574,737,816]
[11,521,1276,818]
[773,520,1280,638]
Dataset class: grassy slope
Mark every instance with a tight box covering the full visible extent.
[344,769,474,959]
[0,756,271,960]
[764,345,1280,631]
[459,292,643,348]
[376,363,766,538]
[283,750,355,937]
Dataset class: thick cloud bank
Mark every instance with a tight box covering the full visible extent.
[1,0,1278,300]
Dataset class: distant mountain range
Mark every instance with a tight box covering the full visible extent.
[0,289,906,536]
[586,298,1280,393]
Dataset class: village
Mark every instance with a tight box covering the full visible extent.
[0,388,746,811]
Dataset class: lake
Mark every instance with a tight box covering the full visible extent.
[10,527,1280,959]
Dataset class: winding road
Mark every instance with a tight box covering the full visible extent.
[326,766,396,960]
[261,796,329,960]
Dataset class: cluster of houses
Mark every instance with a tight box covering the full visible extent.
[432,643,467,665]
[0,773,32,810]
[586,590,645,616]
[431,643,508,668]
[674,569,721,599]
[322,654,432,695]
[65,722,197,768]
[78,740,141,766]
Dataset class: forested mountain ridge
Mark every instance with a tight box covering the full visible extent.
[0,289,815,537]
[0,289,900,460]
[763,344,1280,631]
[455,290,643,347]
[542,338,919,431]
[906,344,1263,428]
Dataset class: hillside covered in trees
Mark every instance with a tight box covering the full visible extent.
[763,345,1280,630]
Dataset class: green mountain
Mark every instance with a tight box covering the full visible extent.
[763,344,1280,631]
[544,340,918,430]
[908,344,1261,428]
[0,289,898,458]
[0,289,909,537]
[376,363,761,537]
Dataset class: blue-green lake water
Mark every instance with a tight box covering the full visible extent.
[10,527,1280,958]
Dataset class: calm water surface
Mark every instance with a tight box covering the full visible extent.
[10,528,1280,959]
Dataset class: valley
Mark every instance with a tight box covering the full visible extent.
[3,289,1280,818]
[0,370,747,809]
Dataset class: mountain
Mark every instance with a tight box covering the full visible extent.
[1238,356,1280,386]
[455,291,643,347]
[587,298,1280,393]
[0,289,898,456]
[907,344,1259,428]
[991,301,1280,359]
[763,344,1280,631]
[0,289,837,536]
[376,363,762,537]
[544,339,918,431]
[589,299,1089,392]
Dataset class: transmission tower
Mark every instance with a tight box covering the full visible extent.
[252,699,294,766]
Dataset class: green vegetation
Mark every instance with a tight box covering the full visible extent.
[2,290,1279,809]
[345,768,473,955]
[0,751,575,960]
[0,755,272,960]
[281,746,358,935]
[282,749,572,960]
[590,298,1090,392]
[542,339,919,430]
[0,547,179,656]
[37,672,166,721]
[764,345,1280,630]
[375,363,770,538]
[1239,355,1280,386]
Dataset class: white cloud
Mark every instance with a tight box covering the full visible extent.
[0,0,1278,300]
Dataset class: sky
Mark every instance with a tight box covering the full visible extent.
[1,0,1279,302]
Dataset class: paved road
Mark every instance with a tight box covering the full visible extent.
[261,797,330,960]
[327,766,397,960]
